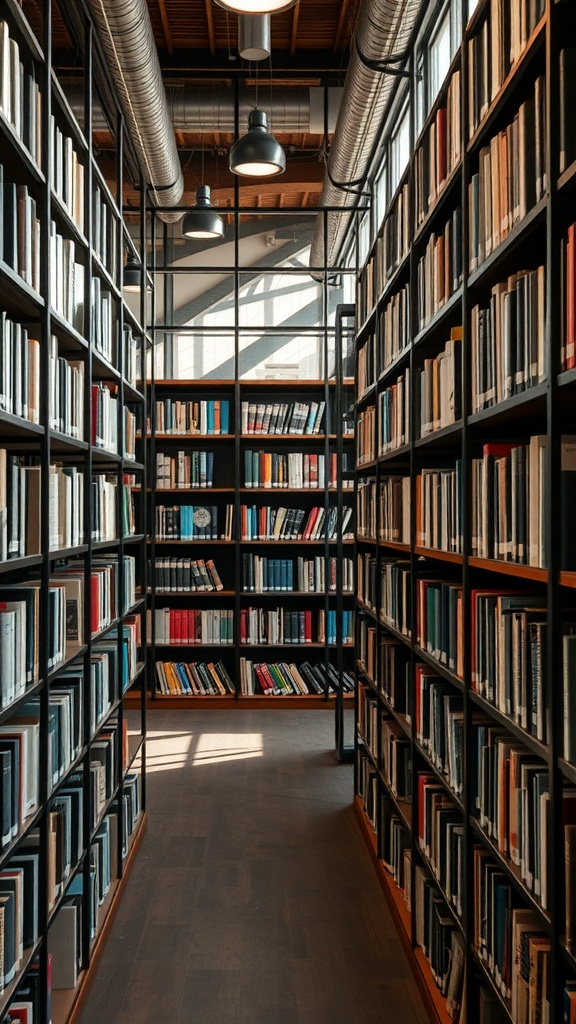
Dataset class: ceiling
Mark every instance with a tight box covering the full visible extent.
[28,0,358,211]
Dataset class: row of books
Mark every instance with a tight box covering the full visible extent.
[467,0,545,137]
[378,475,411,545]
[239,607,353,646]
[417,328,462,437]
[378,367,410,453]
[468,78,546,271]
[92,184,117,279]
[356,183,410,326]
[156,451,214,489]
[471,267,545,413]
[417,207,463,331]
[244,450,336,489]
[474,848,550,1017]
[92,381,137,456]
[49,337,84,439]
[415,667,462,799]
[49,223,84,331]
[471,589,548,744]
[415,68,462,227]
[357,335,376,397]
[0,452,40,560]
[417,773,464,920]
[380,559,412,638]
[357,617,377,681]
[1,176,40,291]
[91,473,139,544]
[241,554,353,593]
[0,312,40,423]
[239,659,355,697]
[155,660,235,696]
[151,557,224,593]
[416,576,463,678]
[379,636,411,719]
[0,20,42,164]
[150,607,233,646]
[240,503,353,541]
[155,503,233,541]
[0,844,40,989]
[241,399,325,435]
[357,477,378,540]
[356,405,375,465]
[470,437,551,566]
[123,325,140,390]
[91,276,115,365]
[416,465,462,555]
[472,724,550,908]
[154,399,230,435]
[51,115,84,232]
[379,283,410,375]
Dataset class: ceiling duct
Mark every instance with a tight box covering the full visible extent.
[65,84,343,136]
[84,0,184,222]
[309,0,425,273]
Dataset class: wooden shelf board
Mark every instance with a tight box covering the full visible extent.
[468,556,548,582]
[414,546,463,565]
[64,813,147,1024]
[353,797,452,1024]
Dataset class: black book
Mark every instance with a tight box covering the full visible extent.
[0,749,11,846]
[560,49,576,175]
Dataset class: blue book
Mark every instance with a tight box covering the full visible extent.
[221,400,230,434]
[206,401,214,434]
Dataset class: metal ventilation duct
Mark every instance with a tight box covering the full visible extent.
[65,84,343,136]
[84,0,184,221]
[309,0,425,271]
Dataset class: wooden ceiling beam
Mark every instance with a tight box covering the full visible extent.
[205,0,217,56]
[156,0,174,54]
[290,2,300,57]
[333,0,350,53]
[302,190,310,207]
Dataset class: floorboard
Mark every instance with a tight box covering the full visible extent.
[75,711,428,1024]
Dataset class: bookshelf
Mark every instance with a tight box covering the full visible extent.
[0,1,147,1021]
[352,0,576,1021]
[145,367,356,703]
[141,214,356,703]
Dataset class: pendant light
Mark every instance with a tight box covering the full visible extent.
[238,14,271,60]
[123,251,142,292]
[229,109,286,177]
[215,0,296,14]
[182,185,225,239]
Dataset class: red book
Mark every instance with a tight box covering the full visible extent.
[304,609,313,642]
[240,609,247,643]
[214,400,221,434]
[567,222,576,369]
[418,774,435,846]
[90,573,100,633]
[303,506,319,540]
[482,442,520,457]
[260,663,276,693]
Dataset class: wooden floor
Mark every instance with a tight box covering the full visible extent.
[77,711,428,1024]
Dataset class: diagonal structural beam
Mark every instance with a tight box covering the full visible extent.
[290,1,300,56]
[333,0,350,53]
[157,0,174,54]
[205,0,216,56]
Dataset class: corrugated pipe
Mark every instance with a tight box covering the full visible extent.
[64,84,343,136]
[84,0,184,222]
[309,0,425,272]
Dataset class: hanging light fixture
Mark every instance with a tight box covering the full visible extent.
[215,0,296,14]
[238,14,271,60]
[229,109,286,177]
[123,251,142,292]
[182,185,225,239]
